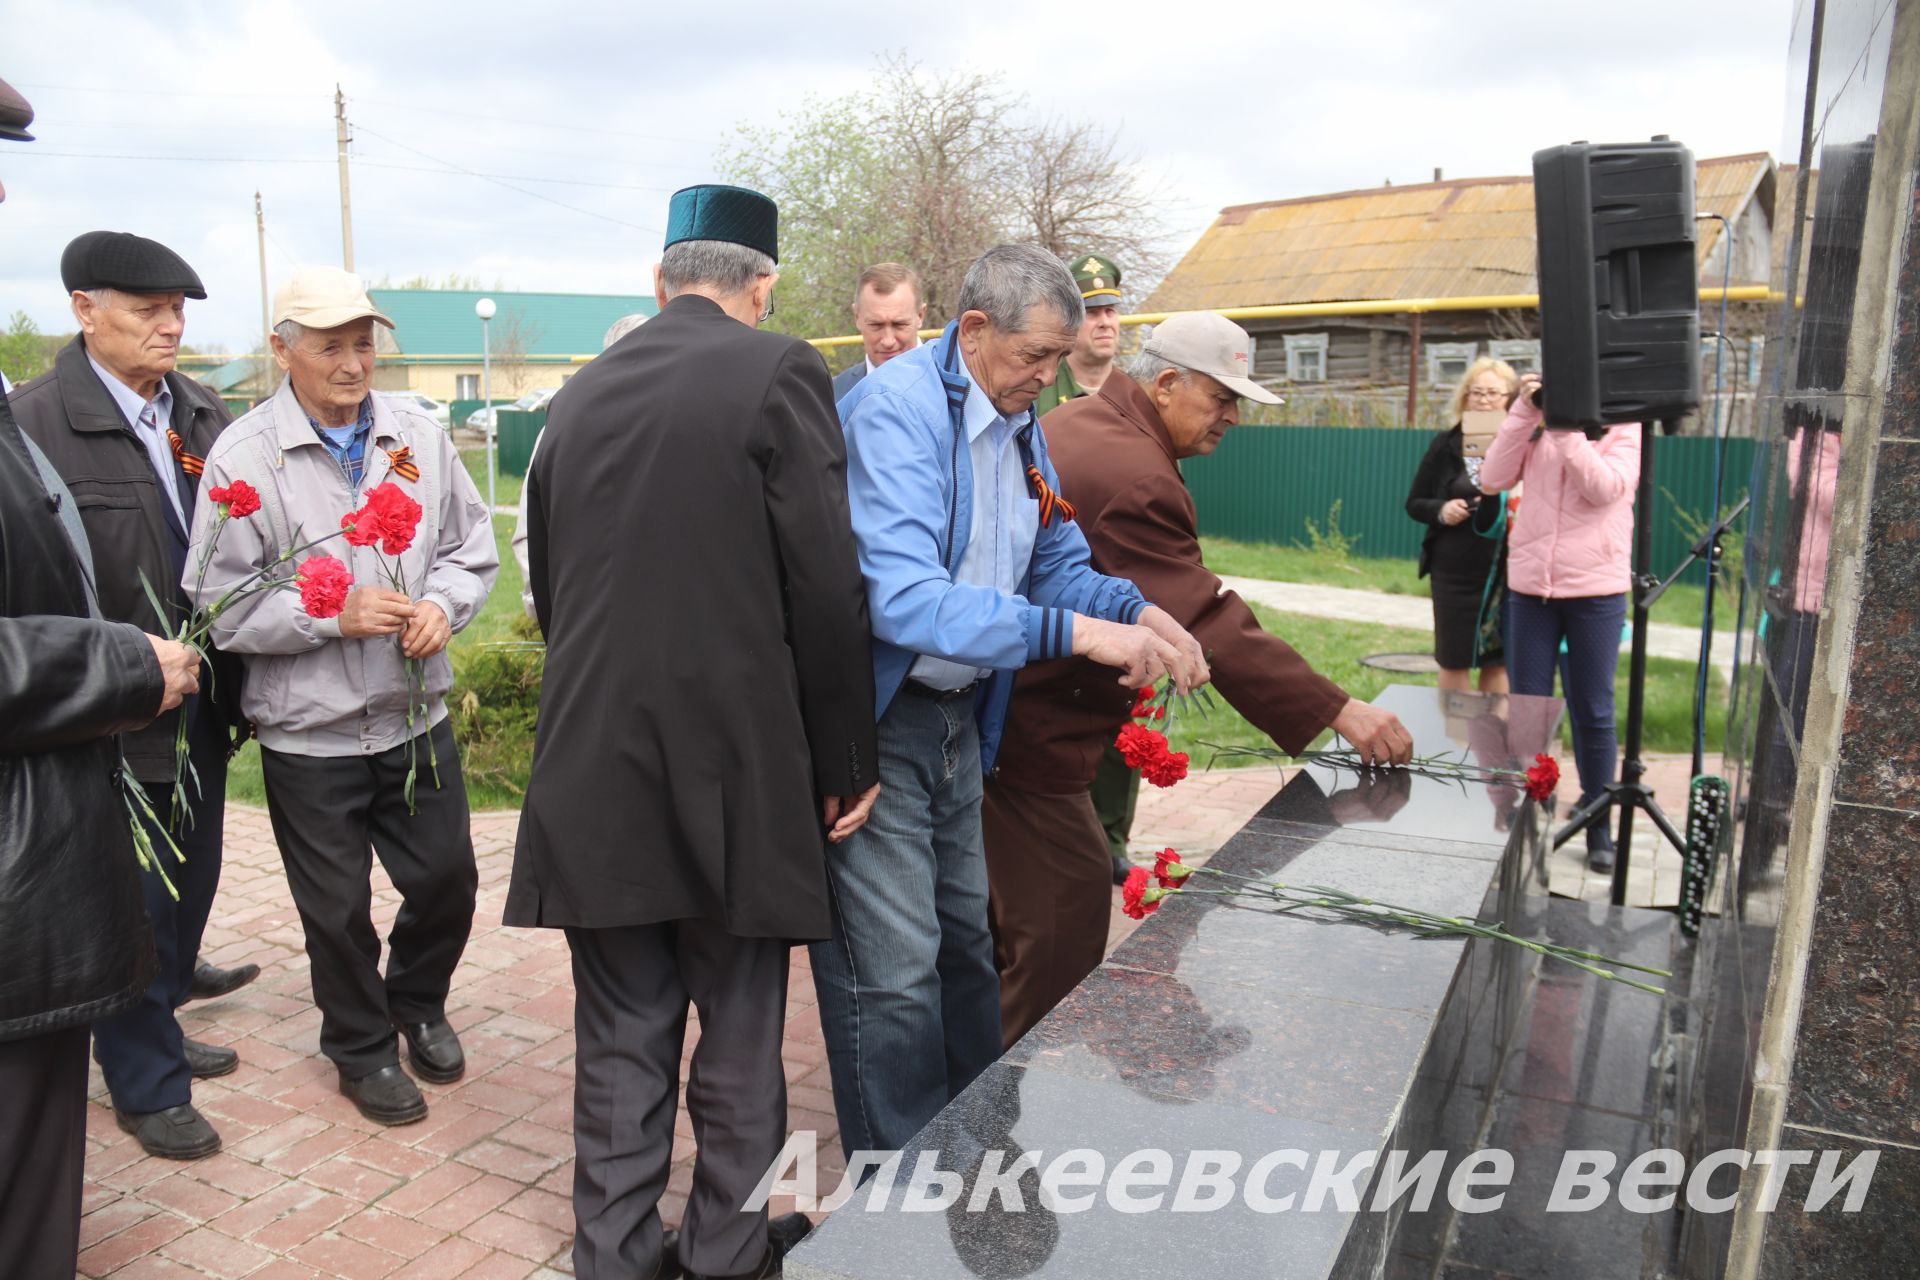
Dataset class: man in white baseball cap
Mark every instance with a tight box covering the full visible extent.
[186,265,496,1128]
[982,310,1413,1046]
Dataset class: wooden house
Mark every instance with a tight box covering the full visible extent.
[1141,153,1778,427]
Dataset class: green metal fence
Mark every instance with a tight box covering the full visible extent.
[495,410,544,478]
[450,398,516,430]
[1180,426,1754,585]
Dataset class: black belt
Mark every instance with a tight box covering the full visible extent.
[901,678,980,703]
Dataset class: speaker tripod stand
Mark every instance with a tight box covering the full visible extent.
[1549,421,1743,907]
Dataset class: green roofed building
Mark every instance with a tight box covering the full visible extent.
[365,289,658,403]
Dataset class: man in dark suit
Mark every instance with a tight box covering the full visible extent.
[508,184,881,1280]
[830,261,927,402]
[11,230,248,1161]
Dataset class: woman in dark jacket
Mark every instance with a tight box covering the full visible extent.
[1405,357,1518,693]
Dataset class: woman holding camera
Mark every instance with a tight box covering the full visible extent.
[1406,358,1518,693]
[1480,372,1642,872]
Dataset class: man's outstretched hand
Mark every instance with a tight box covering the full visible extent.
[1330,698,1413,767]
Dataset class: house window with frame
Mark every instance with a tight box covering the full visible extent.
[1489,339,1540,377]
[1428,342,1479,388]
[456,373,480,399]
[1284,333,1328,382]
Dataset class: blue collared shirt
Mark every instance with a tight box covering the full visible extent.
[907,377,1041,690]
[87,352,183,526]
[306,397,376,490]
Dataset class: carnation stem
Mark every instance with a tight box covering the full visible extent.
[1155,863,1669,992]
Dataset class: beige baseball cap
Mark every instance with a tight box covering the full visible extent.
[1142,311,1281,404]
[272,265,394,331]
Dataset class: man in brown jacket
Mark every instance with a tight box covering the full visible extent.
[983,311,1414,1045]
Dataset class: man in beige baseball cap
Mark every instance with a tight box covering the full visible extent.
[981,310,1412,1047]
[188,264,496,1128]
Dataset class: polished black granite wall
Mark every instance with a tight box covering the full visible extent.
[1680,0,1920,1275]
[787,686,1611,1280]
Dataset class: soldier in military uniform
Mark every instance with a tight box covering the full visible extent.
[1031,252,1124,418]
[1033,253,1138,882]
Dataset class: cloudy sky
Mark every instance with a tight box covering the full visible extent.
[1,0,1795,352]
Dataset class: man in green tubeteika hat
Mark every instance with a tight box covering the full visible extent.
[1032,251,1123,418]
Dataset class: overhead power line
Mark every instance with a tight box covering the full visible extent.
[350,96,714,148]
[352,124,659,234]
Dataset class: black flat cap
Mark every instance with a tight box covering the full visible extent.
[61,231,206,299]
[0,76,32,142]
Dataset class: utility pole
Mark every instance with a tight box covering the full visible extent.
[254,192,271,385]
[334,85,355,271]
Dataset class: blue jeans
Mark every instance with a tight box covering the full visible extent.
[809,688,1002,1158]
[1507,592,1626,852]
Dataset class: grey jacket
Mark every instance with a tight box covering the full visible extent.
[186,380,498,757]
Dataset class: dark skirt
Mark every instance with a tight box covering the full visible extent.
[1429,530,1503,670]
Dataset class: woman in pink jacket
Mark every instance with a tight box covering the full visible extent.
[1479,372,1642,872]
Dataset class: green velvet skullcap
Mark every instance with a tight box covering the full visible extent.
[663,184,779,263]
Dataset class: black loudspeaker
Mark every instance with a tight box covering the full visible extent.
[1533,138,1702,429]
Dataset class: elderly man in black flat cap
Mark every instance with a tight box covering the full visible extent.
[511,182,879,1280]
[0,76,206,1274]
[11,229,248,1162]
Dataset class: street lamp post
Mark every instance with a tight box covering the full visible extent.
[476,297,496,513]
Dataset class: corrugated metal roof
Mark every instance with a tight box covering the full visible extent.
[369,289,659,358]
[1144,153,1774,312]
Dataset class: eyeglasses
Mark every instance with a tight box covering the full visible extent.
[1465,387,1508,401]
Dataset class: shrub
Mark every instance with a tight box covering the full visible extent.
[448,613,543,805]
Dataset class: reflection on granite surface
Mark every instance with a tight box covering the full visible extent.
[1258,687,1564,855]
[786,1063,1375,1280]
[1679,0,1908,1273]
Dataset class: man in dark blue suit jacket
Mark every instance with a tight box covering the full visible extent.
[831,261,927,402]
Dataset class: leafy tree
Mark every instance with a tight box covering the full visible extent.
[720,55,1170,345]
[0,311,57,384]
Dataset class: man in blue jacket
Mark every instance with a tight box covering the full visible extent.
[817,244,1208,1157]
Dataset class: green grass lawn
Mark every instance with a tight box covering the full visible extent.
[1199,536,1735,633]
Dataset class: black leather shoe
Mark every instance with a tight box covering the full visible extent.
[338,1064,428,1125]
[1588,845,1617,873]
[395,1017,466,1084]
[115,1103,221,1160]
[187,960,260,1002]
[655,1227,683,1280]
[183,1038,239,1079]
[1110,850,1132,887]
[686,1213,815,1279]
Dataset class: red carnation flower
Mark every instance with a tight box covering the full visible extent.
[1152,848,1193,888]
[296,554,353,619]
[1131,686,1156,719]
[1524,753,1560,802]
[207,479,261,518]
[1142,749,1190,789]
[342,482,425,556]
[1116,723,1169,770]
[1121,866,1166,920]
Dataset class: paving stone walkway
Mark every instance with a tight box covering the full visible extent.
[80,752,1711,1277]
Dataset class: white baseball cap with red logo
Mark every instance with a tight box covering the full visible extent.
[1142,311,1282,404]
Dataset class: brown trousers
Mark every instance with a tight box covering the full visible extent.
[982,780,1115,1048]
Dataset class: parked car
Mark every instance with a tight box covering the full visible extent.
[466,388,560,431]
[380,391,451,429]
